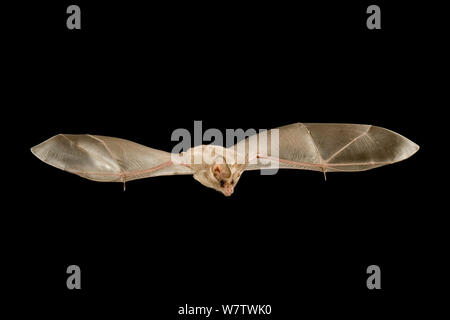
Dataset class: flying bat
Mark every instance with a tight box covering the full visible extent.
[31,123,419,196]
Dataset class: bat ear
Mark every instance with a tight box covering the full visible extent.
[213,164,222,174]
[213,164,223,180]
[213,164,231,179]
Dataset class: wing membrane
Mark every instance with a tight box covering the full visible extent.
[234,123,419,172]
[31,134,193,182]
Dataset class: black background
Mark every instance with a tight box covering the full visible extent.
[5,1,447,318]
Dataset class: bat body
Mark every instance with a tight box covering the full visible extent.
[31,123,419,196]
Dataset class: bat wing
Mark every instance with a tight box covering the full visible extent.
[234,123,419,173]
[31,134,193,182]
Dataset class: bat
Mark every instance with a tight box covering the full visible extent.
[31,123,419,196]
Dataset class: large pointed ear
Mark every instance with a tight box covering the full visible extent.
[213,164,221,176]
[213,164,231,180]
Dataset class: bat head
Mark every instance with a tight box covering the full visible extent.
[193,162,245,197]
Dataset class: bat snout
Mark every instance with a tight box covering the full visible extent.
[223,186,234,197]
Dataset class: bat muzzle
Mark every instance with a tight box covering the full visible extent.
[223,186,234,197]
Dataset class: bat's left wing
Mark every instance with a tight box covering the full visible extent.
[232,123,419,173]
[31,134,193,183]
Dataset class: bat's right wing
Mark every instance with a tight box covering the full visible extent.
[31,134,193,183]
[232,123,419,173]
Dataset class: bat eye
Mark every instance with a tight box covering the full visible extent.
[231,180,234,185]
[220,180,225,187]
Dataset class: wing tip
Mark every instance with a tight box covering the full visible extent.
[30,134,61,159]
[369,125,419,162]
[30,141,45,161]
[405,140,420,160]
[398,134,420,162]
[30,134,74,170]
